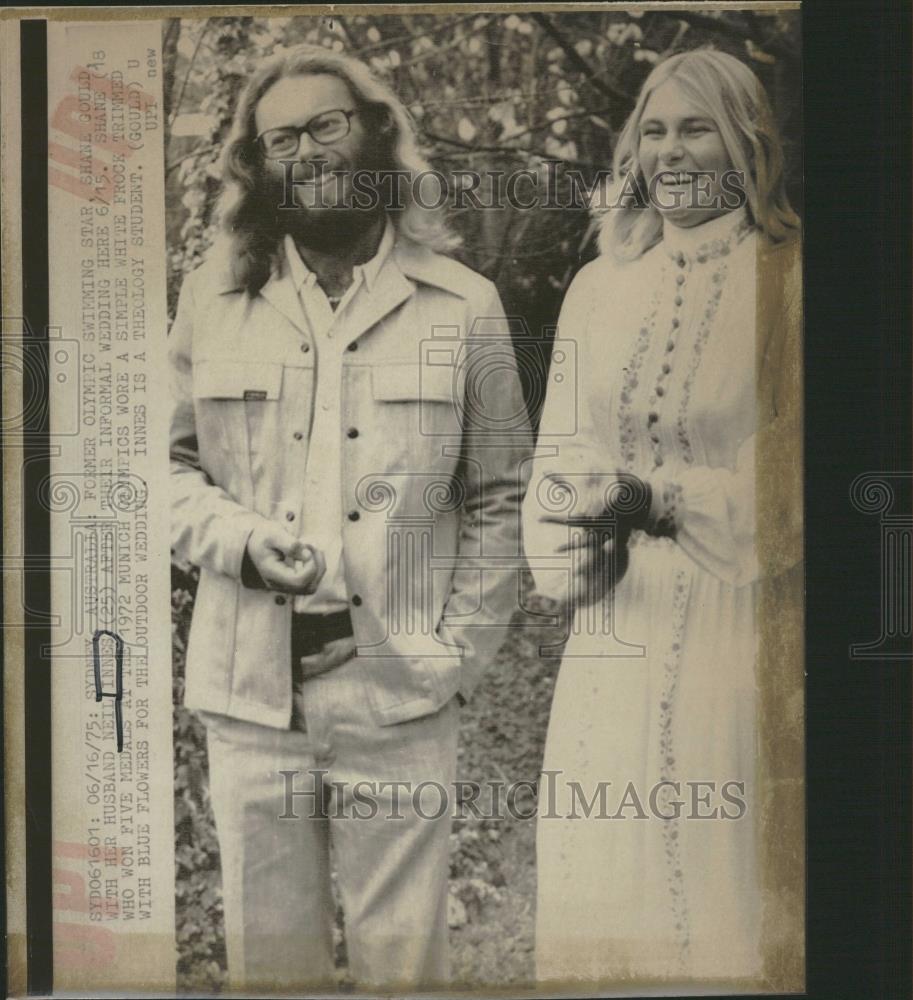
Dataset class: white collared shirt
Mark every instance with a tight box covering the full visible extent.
[283,222,395,613]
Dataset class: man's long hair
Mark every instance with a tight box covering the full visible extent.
[598,49,800,260]
[216,44,460,294]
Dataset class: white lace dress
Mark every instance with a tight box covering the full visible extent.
[527,208,791,988]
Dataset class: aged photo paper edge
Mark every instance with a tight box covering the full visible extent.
[1,4,805,995]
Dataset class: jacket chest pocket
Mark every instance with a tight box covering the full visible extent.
[192,358,313,473]
[370,363,463,469]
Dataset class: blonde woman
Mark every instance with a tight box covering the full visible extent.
[525,49,803,988]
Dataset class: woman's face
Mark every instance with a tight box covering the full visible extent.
[638,78,739,229]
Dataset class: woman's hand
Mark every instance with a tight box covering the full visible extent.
[535,445,650,606]
[557,521,632,607]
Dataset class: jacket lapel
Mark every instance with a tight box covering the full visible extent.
[343,252,416,345]
[258,266,309,335]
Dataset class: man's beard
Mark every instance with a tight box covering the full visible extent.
[283,200,385,253]
[262,161,388,254]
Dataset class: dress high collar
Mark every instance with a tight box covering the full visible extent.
[662,207,752,265]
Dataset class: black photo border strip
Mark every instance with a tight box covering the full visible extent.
[20,16,53,997]
[804,1,911,998]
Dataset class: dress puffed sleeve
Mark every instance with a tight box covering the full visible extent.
[643,238,803,588]
[522,258,622,603]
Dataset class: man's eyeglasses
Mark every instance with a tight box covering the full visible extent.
[257,109,358,159]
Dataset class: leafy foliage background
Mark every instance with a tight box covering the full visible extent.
[166,9,801,990]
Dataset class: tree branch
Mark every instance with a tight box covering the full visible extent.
[647,9,796,61]
[530,12,633,107]
[168,19,212,128]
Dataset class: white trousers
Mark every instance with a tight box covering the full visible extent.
[202,654,460,992]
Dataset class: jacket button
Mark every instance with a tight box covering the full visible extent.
[293,431,304,441]
[351,594,362,607]
[347,341,358,352]
[348,510,360,522]
[347,427,359,439]
[285,511,295,521]
[275,595,287,606]
[300,343,310,353]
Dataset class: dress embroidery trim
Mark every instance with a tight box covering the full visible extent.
[617,284,661,469]
[663,211,753,267]
[658,568,692,966]
[676,263,728,466]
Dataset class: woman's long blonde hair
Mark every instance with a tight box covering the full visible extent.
[216,44,460,294]
[599,49,799,259]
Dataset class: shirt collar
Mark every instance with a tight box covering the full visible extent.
[282,219,395,294]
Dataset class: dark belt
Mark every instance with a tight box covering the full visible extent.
[290,610,355,731]
[291,609,355,662]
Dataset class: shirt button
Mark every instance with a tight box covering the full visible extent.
[656,386,665,397]
[348,510,360,522]
[647,412,659,425]
[293,431,304,441]
[351,594,363,607]
[300,343,310,353]
[666,340,675,352]
[674,295,683,307]
[347,341,358,352]
[662,363,671,374]
[650,433,660,444]
[654,457,664,468]
[321,403,331,412]
[676,274,685,286]
[347,427,359,439]
[285,511,295,522]
[275,595,287,606]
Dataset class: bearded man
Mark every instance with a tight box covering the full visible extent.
[169,44,531,991]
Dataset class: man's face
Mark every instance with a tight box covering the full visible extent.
[255,73,370,215]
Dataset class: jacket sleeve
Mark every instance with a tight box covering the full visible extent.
[438,282,533,697]
[169,267,269,579]
[642,239,803,587]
